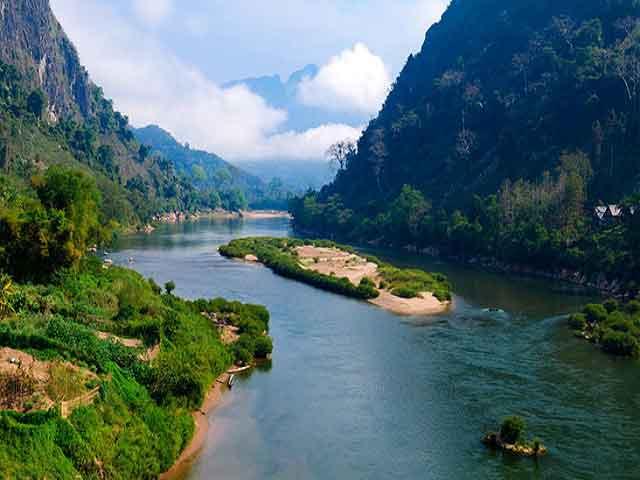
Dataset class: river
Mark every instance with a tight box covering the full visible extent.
[113,218,640,480]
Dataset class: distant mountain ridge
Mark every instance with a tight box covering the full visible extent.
[134,125,291,208]
[225,64,365,132]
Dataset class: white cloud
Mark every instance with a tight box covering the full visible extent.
[249,124,364,161]
[50,0,362,162]
[133,0,172,26]
[298,43,391,115]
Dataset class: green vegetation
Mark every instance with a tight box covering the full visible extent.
[134,125,293,211]
[0,255,273,477]
[0,154,272,476]
[569,301,640,357]
[291,1,640,294]
[483,416,547,457]
[219,237,451,303]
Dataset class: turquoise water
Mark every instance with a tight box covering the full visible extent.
[114,218,640,480]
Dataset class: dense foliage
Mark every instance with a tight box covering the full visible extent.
[569,300,640,357]
[220,237,452,302]
[291,0,640,289]
[134,125,293,211]
[0,254,274,478]
[0,58,210,227]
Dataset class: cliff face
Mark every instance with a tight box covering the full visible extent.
[0,0,92,121]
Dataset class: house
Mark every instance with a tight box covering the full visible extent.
[594,204,635,224]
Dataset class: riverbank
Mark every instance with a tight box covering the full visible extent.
[221,238,452,316]
[160,371,233,480]
[152,209,291,225]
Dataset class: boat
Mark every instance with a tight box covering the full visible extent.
[227,374,236,388]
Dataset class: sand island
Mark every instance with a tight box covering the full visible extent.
[220,238,452,316]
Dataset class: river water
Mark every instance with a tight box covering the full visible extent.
[113,218,640,480]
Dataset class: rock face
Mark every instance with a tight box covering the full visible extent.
[0,0,92,120]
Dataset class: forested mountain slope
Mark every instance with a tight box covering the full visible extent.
[292,0,640,287]
[327,0,640,207]
[0,0,211,225]
[134,125,289,210]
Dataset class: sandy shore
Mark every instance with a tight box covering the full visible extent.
[296,245,450,316]
[159,372,231,480]
[239,210,292,220]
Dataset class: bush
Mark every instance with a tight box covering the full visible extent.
[603,299,619,314]
[392,286,420,299]
[500,416,526,445]
[254,336,273,358]
[601,331,640,357]
[164,281,176,296]
[583,304,608,324]
[625,300,640,315]
[568,313,587,331]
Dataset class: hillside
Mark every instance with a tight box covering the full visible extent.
[325,0,640,208]
[134,125,292,209]
[291,0,640,287]
[0,0,206,224]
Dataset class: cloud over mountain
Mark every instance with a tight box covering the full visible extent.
[298,43,391,115]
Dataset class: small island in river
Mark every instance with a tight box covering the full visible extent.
[219,238,452,315]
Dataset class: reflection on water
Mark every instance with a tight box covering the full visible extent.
[114,218,640,480]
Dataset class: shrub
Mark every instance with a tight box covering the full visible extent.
[500,416,526,445]
[603,299,619,314]
[568,313,587,331]
[625,300,640,316]
[254,336,273,359]
[392,286,420,299]
[164,281,176,296]
[583,304,608,325]
[601,331,640,357]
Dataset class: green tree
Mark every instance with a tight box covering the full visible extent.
[26,89,47,118]
[500,416,526,445]
[35,166,102,257]
[164,281,176,296]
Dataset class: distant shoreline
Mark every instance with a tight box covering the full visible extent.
[132,210,291,234]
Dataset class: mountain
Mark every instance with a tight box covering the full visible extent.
[225,64,365,132]
[0,0,213,224]
[134,125,291,209]
[234,160,332,193]
[0,0,91,121]
[324,0,640,210]
[291,0,640,283]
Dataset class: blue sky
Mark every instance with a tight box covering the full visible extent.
[50,0,448,162]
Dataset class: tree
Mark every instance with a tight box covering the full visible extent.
[327,140,357,173]
[26,89,47,118]
[0,274,14,318]
[500,416,526,445]
[164,281,176,296]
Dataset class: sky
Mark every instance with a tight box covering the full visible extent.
[50,0,449,162]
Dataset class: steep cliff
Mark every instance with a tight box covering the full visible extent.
[0,0,92,121]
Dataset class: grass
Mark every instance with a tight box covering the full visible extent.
[0,256,273,478]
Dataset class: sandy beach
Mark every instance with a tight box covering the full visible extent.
[295,245,450,315]
[239,210,292,220]
[159,372,232,480]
